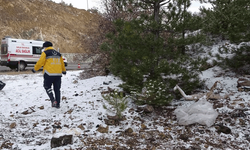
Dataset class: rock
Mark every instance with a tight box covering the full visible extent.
[104,119,116,125]
[21,110,32,115]
[179,134,189,142]
[124,128,133,135]
[213,102,224,109]
[215,125,231,134]
[237,78,250,91]
[107,115,119,120]
[97,125,109,133]
[237,78,250,87]
[103,81,112,85]
[33,122,39,127]
[78,124,85,130]
[52,124,62,129]
[38,106,44,110]
[104,115,124,125]
[10,122,16,129]
[51,135,73,148]
[62,96,67,100]
[137,104,154,113]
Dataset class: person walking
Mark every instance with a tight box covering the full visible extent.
[32,41,66,108]
[0,80,6,90]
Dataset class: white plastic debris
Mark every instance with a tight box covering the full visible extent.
[174,96,218,127]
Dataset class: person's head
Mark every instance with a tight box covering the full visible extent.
[42,41,53,48]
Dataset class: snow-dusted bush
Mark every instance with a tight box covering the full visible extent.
[131,79,173,106]
[102,90,128,120]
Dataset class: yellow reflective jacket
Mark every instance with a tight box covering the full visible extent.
[34,47,66,76]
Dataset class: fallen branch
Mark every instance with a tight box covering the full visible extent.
[173,85,203,100]
[174,81,229,101]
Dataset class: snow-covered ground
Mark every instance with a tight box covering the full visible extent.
[0,71,126,149]
[0,42,250,149]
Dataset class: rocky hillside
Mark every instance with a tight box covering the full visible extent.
[0,0,99,53]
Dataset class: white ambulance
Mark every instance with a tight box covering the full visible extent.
[0,36,67,71]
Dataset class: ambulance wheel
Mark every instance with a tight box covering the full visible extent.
[19,62,27,71]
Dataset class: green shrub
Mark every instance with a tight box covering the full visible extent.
[102,90,128,120]
[131,78,173,106]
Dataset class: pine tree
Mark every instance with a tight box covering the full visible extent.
[201,0,250,43]
[101,0,205,106]
[200,0,250,74]
[102,90,128,120]
[165,0,206,54]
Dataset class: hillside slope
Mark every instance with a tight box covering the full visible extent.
[0,0,99,53]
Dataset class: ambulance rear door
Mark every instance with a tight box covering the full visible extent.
[30,41,43,64]
[0,38,10,66]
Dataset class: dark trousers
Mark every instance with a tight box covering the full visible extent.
[43,73,61,105]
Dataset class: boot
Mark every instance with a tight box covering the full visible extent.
[45,88,55,102]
